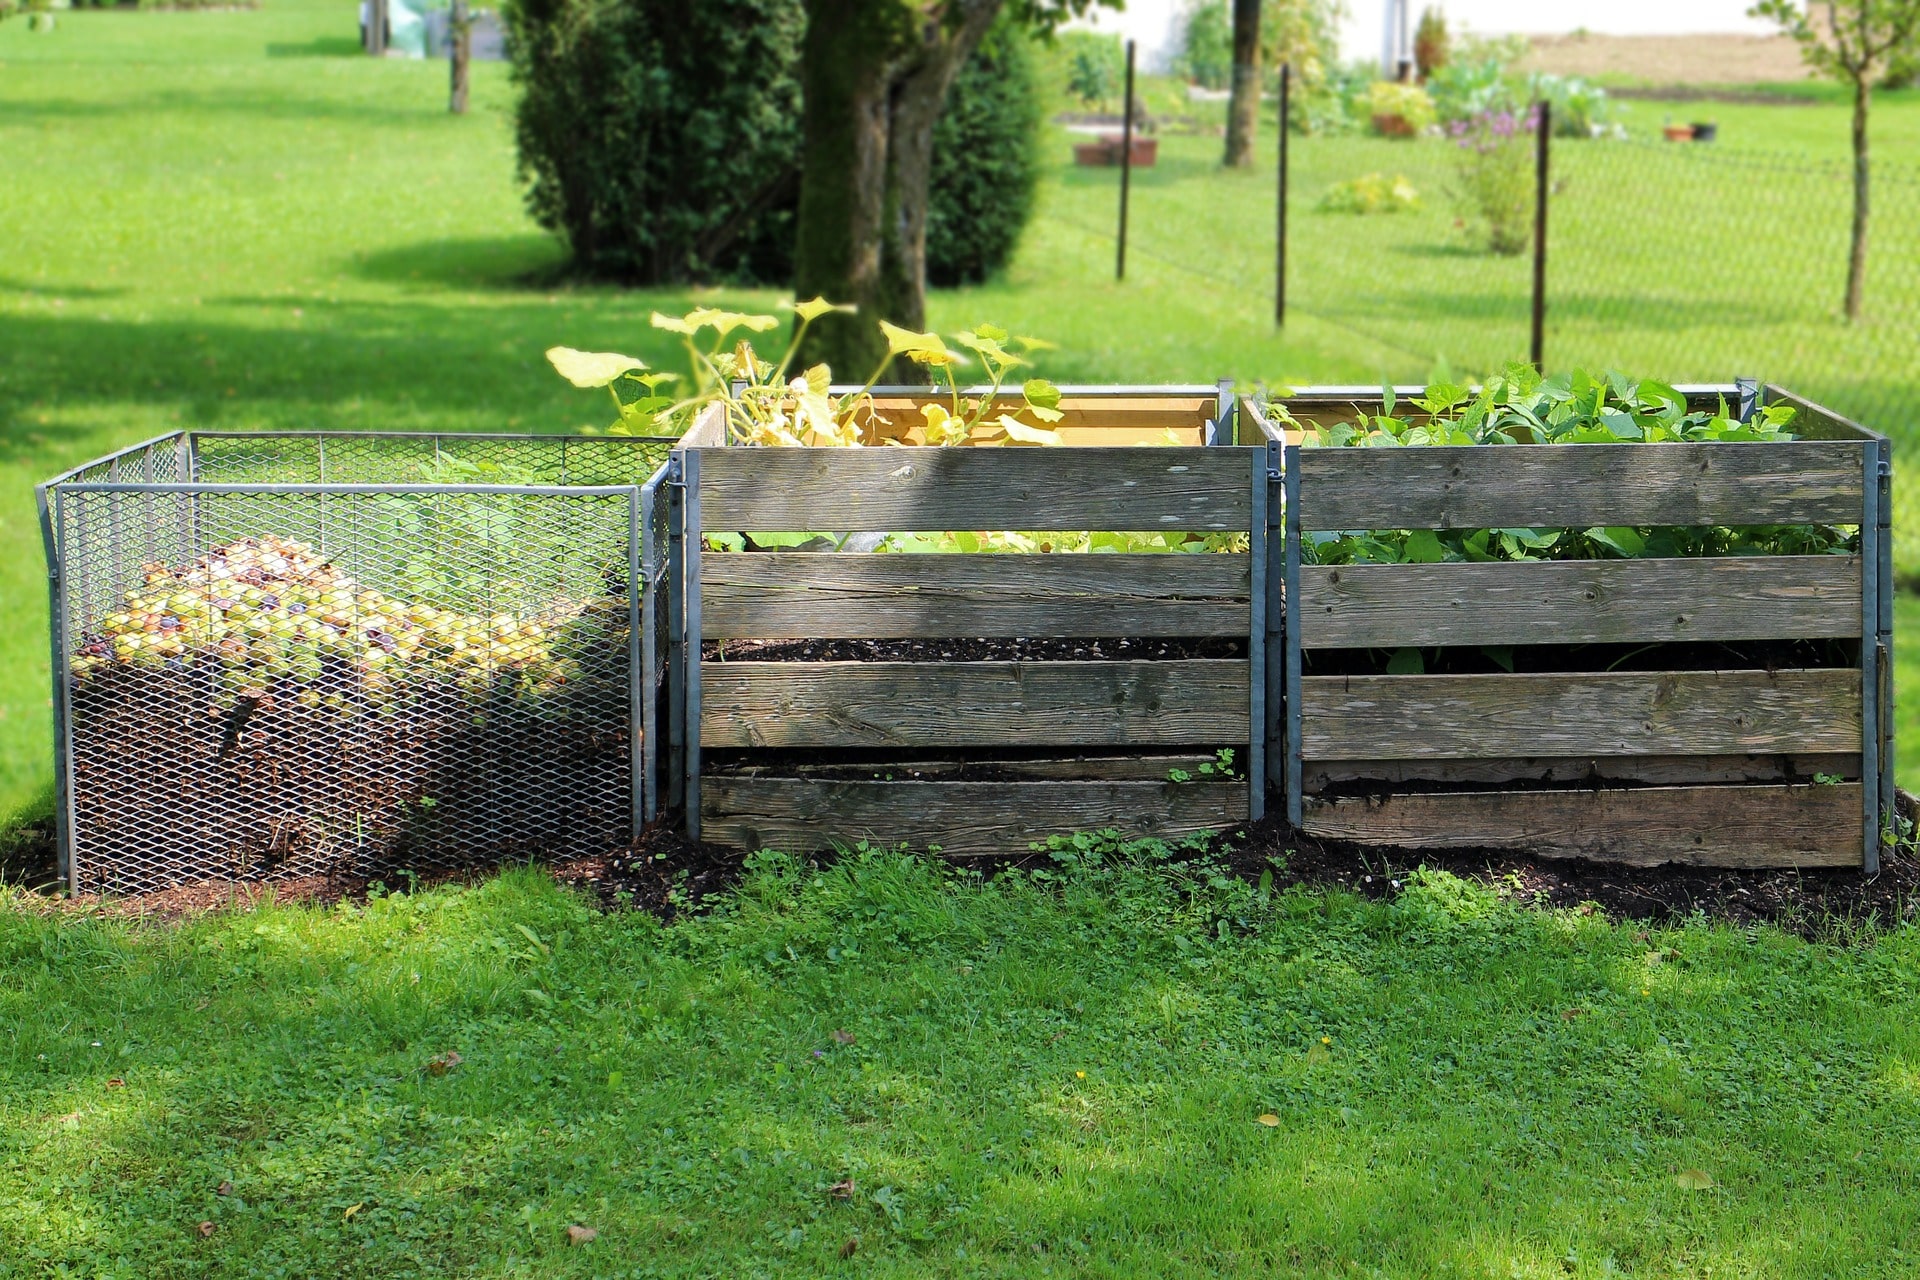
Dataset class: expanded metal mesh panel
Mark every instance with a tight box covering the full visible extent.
[190,432,673,487]
[48,433,673,894]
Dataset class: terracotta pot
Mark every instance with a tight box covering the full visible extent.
[1072,134,1158,166]
[1663,123,1695,142]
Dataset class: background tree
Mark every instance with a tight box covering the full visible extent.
[1223,0,1263,167]
[1752,0,1920,320]
[793,0,1099,376]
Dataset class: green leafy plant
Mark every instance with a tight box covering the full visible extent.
[1446,106,1538,255]
[1275,366,1858,567]
[1317,172,1420,214]
[548,301,1065,448]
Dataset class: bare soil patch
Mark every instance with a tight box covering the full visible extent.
[1517,32,1810,89]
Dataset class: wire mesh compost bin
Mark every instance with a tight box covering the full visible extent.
[1253,382,1894,870]
[37,429,678,894]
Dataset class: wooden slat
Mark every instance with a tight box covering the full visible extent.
[696,447,1254,532]
[1301,783,1863,868]
[1299,556,1862,647]
[1762,386,1880,442]
[1299,668,1860,760]
[701,552,1250,639]
[1303,753,1858,789]
[701,660,1250,747]
[677,402,727,447]
[715,753,1222,782]
[1294,441,1866,530]
[864,395,1213,431]
[702,778,1248,855]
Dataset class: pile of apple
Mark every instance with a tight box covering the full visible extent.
[72,536,599,709]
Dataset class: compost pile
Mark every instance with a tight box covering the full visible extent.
[67,537,634,892]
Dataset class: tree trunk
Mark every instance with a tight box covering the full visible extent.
[449,0,470,115]
[1845,73,1870,322]
[794,0,1002,379]
[1223,0,1261,168]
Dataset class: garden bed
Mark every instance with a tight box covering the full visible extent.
[677,386,1269,856]
[1253,379,1893,870]
[38,429,676,894]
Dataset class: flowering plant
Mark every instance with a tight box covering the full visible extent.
[1446,105,1538,255]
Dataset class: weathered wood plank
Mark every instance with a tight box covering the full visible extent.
[677,402,727,447]
[696,447,1255,532]
[702,778,1248,855]
[701,660,1251,748]
[1301,783,1863,868]
[1299,556,1862,648]
[1761,386,1880,442]
[713,753,1221,782]
[1300,668,1860,760]
[1294,441,1866,530]
[701,552,1251,639]
[1303,752,1859,789]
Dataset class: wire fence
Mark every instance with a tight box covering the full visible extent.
[1055,124,1918,562]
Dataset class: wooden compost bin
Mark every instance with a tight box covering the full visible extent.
[670,385,1274,855]
[1252,384,1893,870]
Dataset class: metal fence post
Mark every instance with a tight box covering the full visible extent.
[1265,436,1283,808]
[1530,100,1550,370]
[626,488,645,841]
[1275,62,1290,328]
[1116,38,1136,283]
[36,484,73,893]
[1878,438,1895,858]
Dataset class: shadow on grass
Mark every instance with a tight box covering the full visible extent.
[265,36,363,58]
[0,277,131,301]
[347,235,571,290]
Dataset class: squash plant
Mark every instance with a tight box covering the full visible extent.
[1272,365,1858,567]
[545,300,1067,448]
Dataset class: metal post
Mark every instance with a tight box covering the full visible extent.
[626,489,645,841]
[1116,38,1136,283]
[665,454,686,810]
[36,484,73,893]
[1265,436,1283,801]
[1276,62,1290,327]
[1283,444,1303,827]
[1862,442,1882,873]
[1530,100,1551,370]
[1212,378,1235,445]
[1735,376,1759,423]
[1878,439,1895,859]
[1247,451,1267,821]
[683,449,703,840]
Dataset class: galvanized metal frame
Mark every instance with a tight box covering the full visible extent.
[35,482,75,893]
[1247,451,1267,820]
[681,448,704,841]
[1282,442,1303,828]
[1877,435,1895,861]
[638,460,670,823]
[666,454,687,812]
[1862,441,1884,872]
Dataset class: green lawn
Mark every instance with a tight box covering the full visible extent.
[5,855,1920,1278]
[2,1,1917,824]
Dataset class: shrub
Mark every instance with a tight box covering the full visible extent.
[502,0,804,284]
[1447,108,1537,255]
[1317,172,1419,214]
[927,18,1042,286]
[505,0,1039,287]
[1174,0,1234,90]
[1528,73,1621,138]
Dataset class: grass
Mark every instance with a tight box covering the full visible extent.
[2,0,1917,822]
[4,853,1920,1277]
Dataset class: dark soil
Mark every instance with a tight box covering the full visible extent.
[16,793,1918,939]
[707,636,1245,662]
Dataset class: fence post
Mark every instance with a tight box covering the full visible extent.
[1530,100,1550,369]
[1116,38,1136,283]
[1275,62,1290,327]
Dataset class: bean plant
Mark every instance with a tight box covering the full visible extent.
[1274,364,1858,567]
